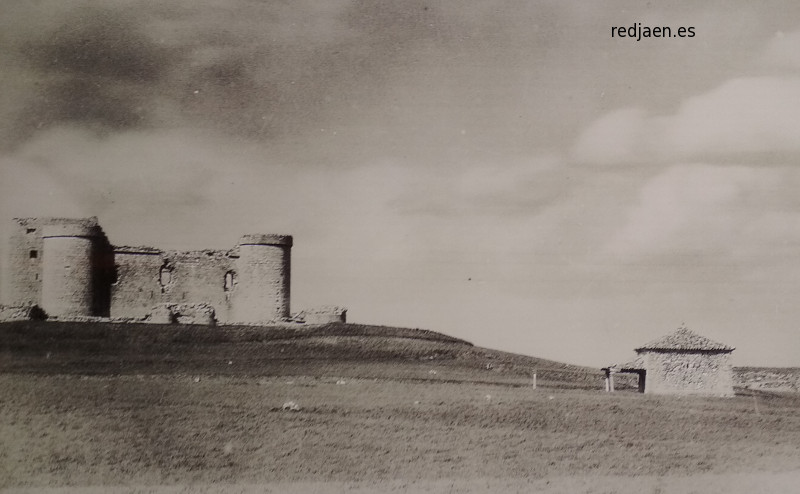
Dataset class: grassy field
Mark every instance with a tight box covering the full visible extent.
[1,321,799,493]
[0,321,605,387]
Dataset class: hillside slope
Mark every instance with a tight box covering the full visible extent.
[0,321,604,389]
[2,321,800,490]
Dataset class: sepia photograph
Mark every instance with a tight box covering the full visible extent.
[1,1,799,492]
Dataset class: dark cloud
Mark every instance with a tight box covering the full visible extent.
[0,0,447,150]
[4,0,800,156]
[344,0,442,38]
[3,5,172,148]
[22,7,166,82]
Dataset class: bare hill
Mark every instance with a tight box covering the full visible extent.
[0,321,603,389]
[2,321,800,491]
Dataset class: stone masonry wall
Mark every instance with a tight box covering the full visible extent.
[112,247,237,323]
[231,235,291,324]
[41,227,96,317]
[0,304,46,322]
[734,367,800,392]
[5,218,113,316]
[296,306,347,324]
[642,350,734,397]
[5,218,101,307]
[163,250,236,323]
[5,218,45,307]
[6,218,297,326]
[146,302,216,325]
[110,248,165,320]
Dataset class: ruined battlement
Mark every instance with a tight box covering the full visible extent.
[41,223,104,238]
[13,216,101,228]
[238,234,293,246]
[1,217,325,326]
[113,246,162,255]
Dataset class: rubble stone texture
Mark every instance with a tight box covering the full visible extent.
[295,306,347,324]
[734,367,800,392]
[627,326,735,397]
[2,217,294,325]
[41,223,99,317]
[232,234,292,324]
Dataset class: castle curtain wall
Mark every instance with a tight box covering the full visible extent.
[110,249,164,319]
[6,218,292,325]
[111,249,238,323]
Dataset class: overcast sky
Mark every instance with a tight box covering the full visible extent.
[1,0,799,367]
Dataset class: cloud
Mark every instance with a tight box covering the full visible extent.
[21,7,165,82]
[0,124,585,316]
[763,29,800,68]
[0,128,228,238]
[573,76,800,165]
[572,108,650,165]
[389,155,568,217]
[603,163,800,262]
[666,77,800,157]
[3,5,172,148]
[0,127,558,250]
[570,26,800,271]
[0,0,451,150]
[0,128,425,296]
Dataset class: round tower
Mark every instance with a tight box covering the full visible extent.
[41,223,102,317]
[233,234,292,324]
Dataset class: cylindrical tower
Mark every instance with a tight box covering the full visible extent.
[41,223,102,317]
[233,234,292,324]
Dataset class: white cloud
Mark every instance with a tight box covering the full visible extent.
[763,30,800,68]
[603,163,800,261]
[572,77,800,164]
[666,77,800,157]
[390,155,565,217]
[572,108,650,165]
[0,125,575,305]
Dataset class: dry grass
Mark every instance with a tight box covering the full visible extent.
[1,321,799,492]
[0,321,602,387]
[2,374,800,489]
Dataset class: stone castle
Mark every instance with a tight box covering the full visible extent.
[0,217,345,325]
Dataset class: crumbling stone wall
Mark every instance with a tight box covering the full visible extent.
[110,247,165,319]
[5,218,46,307]
[296,306,347,324]
[231,234,291,324]
[112,247,237,323]
[0,304,46,322]
[5,218,113,316]
[146,303,216,325]
[166,250,236,322]
[5,217,295,326]
[735,367,800,392]
[41,223,99,317]
[641,350,734,397]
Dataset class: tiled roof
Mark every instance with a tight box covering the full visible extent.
[602,356,645,372]
[635,326,734,352]
[617,356,645,370]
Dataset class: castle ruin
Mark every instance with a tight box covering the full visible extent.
[1,217,345,325]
